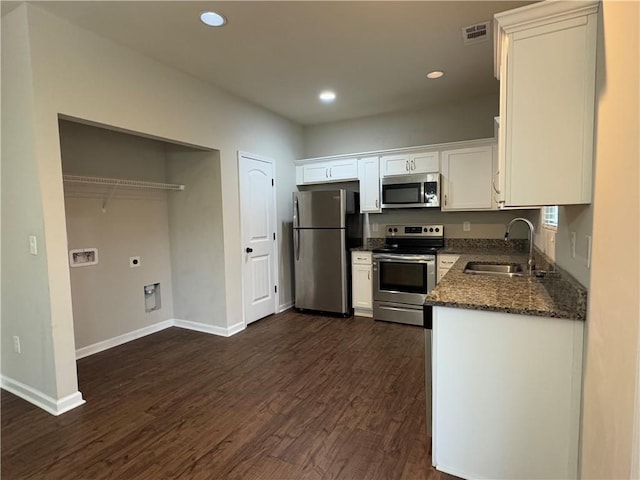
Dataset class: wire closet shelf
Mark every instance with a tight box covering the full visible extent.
[62,174,185,191]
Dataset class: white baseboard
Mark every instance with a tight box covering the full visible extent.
[76,318,247,360]
[277,301,294,313]
[0,375,85,416]
[75,319,174,359]
[173,319,245,337]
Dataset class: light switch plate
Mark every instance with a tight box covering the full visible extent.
[29,235,37,255]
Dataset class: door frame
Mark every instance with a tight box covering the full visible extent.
[238,151,280,327]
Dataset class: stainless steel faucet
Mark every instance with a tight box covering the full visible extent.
[505,217,535,275]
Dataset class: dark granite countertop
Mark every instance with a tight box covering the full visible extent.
[425,250,588,321]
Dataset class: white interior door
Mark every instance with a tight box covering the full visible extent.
[239,152,277,324]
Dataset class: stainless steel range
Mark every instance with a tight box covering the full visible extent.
[372,224,444,326]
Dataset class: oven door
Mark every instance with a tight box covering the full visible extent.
[372,253,436,305]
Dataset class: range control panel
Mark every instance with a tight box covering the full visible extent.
[385,224,444,238]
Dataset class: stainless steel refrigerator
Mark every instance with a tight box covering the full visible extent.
[293,190,362,315]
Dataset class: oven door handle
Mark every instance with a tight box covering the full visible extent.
[374,255,435,264]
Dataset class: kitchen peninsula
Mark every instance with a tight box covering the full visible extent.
[425,246,586,479]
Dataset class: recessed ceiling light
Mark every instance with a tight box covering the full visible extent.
[200,11,227,27]
[426,70,445,79]
[319,90,336,103]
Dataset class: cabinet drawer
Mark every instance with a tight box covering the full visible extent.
[352,251,372,265]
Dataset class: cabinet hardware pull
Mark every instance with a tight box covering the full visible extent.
[368,271,371,280]
[492,170,501,194]
[329,167,333,178]
[325,169,329,178]
[411,159,416,170]
[405,160,409,171]
[375,199,379,208]
[444,194,447,206]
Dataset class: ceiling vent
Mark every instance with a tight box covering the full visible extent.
[461,21,491,45]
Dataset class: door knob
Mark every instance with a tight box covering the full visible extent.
[245,247,253,253]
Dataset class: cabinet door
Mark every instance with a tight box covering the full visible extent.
[409,152,439,174]
[381,153,411,177]
[441,145,494,211]
[327,159,358,181]
[358,156,381,213]
[352,264,372,310]
[300,162,329,184]
[433,307,583,479]
[501,11,597,206]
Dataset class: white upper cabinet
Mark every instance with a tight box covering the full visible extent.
[381,151,438,177]
[296,158,358,185]
[358,156,381,213]
[494,0,599,207]
[441,143,495,211]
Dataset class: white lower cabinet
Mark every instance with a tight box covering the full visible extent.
[437,254,460,283]
[432,307,583,479]
[441,144,495,211]
[352,251,372,317]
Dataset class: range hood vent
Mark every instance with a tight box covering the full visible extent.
[462,21,490,45]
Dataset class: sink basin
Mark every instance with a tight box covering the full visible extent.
[463,262,525,277]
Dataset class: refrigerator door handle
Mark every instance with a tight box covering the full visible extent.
[294,197,300,261]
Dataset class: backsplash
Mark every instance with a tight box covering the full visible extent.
[365,209,538,240]
[443,238,528,253]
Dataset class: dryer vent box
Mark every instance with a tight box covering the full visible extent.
[69,248,98,267]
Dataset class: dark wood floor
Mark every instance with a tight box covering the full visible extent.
[2,310,459,479]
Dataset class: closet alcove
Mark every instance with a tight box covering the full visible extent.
[59,119,226,357]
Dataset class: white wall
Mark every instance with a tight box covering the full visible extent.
[60,121,175,349]
[303,93,499,158]
[1,4,303,406]
[367,209,533,240]
[165,147,228,327]
[580,1,640,477]
[302,93,536,241]
[555,205,593,287]
[1,6,61,399]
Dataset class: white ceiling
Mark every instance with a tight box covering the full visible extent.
[22,1,533,126]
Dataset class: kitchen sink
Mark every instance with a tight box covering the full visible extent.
[463,262,525,277]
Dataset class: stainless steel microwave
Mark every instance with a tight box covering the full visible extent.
[381,173,440,209]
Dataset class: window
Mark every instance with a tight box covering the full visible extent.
[542,206,558,230]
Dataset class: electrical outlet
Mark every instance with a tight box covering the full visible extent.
[571,232,576,259]
[13,336,21,354]
[372,223,379,233]
[130,256,141,268]
[463,221,471,232]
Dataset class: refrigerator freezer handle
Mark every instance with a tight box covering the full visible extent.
[294,197,300,261]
